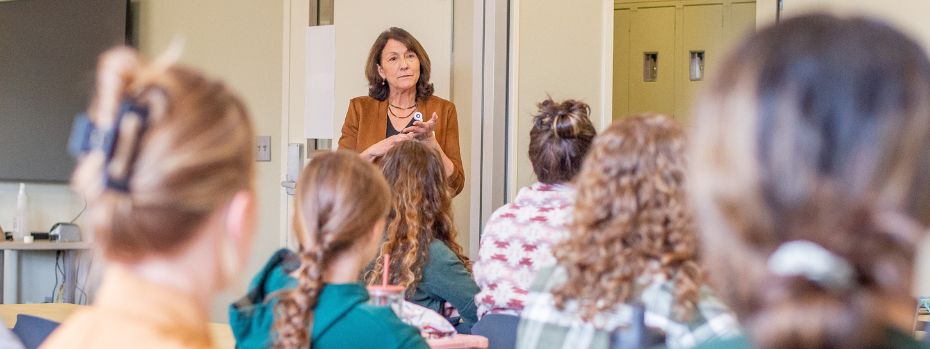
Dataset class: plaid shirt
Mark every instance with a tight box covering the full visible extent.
[517,266,741,349]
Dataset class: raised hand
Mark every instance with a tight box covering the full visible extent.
[401,112,438,140]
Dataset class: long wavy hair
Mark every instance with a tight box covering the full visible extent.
[273,151,391,349]
[366,141,470,291]
[690,15,930,348]
[551,114,701,321]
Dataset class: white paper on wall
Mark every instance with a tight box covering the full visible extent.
[305,25,336,140]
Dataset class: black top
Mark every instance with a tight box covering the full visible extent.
[386,117,415,138]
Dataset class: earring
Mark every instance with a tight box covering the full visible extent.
[382,80,386,86]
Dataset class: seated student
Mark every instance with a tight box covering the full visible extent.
[689,14,930,349]
[366,140,479,333]
[229,151,427,349]
[42,47,257,349]
[516,115,740,349]
[473,98,596,319]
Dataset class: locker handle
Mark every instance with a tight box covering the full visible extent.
[690,51,705,81]
[643,52,658,82]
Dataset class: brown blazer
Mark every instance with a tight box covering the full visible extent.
[338,95,465,196]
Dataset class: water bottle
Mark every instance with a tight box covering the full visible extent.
[14,183,29,242]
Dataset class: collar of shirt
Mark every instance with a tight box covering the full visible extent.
[311,283,370,337]
[94,266,213,347]
[512,182,575,208]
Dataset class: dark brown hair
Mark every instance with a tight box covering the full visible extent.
[273,151,391,348]
[72,47,255,262]
[691,14,930,348]
[528,98,597,184]
[365,27,434,101]
[366,141,470,291]
[552,114,700,321]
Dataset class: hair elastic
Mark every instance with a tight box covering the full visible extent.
[767,240,855,292]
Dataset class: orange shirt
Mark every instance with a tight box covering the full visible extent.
[338,95,465,196]
[41,267,213,349]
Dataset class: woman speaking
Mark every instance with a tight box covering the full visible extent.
[338,27,465,196]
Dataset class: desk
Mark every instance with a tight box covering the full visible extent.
[426,334,488,349]
[0,303,235,349]
[0,303,486,349]
[0,241,93,304]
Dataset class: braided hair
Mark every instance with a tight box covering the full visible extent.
[272,151,391,348]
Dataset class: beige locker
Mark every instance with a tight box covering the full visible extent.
[613,8,632,119]
[613,1,756,122]
[678,4,724,121]
[628,6,677,117]
[730,2,758,43]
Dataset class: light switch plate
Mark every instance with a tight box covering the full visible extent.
[256,136,271,162]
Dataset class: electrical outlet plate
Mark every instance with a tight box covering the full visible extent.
[257,136,271,162]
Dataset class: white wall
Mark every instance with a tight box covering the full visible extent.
[0,184,82,233]
[755,0,778,27]
[509,0,612,195]
[135,0,285,322]
[451,1,476,254]
[757,0,930,50]
[0,183,86,304]
[782,0,930,51]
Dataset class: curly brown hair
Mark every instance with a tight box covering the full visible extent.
[272,151,391,348]
[366,141,470,292]
[551,114,702,321]
[365,27,434,101]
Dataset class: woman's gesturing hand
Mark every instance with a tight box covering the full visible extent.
[361,132,414,161]
[402,112,438,140]
[404,112,454,176]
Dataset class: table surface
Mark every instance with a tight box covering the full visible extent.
[0,303,487,349]
[0,303,234,349]
[0,241,93,251]
[426,334,489,349]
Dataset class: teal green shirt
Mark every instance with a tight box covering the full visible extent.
[230,249,428,349]
[410,240,480,334]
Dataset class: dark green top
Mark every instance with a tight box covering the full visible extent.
[693,327,927,349]
[409,240,480,334]
[229,249,428,349]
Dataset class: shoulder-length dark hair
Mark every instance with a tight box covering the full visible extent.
[365,27,435,101]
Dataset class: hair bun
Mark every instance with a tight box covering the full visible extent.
[534,98,590,140]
